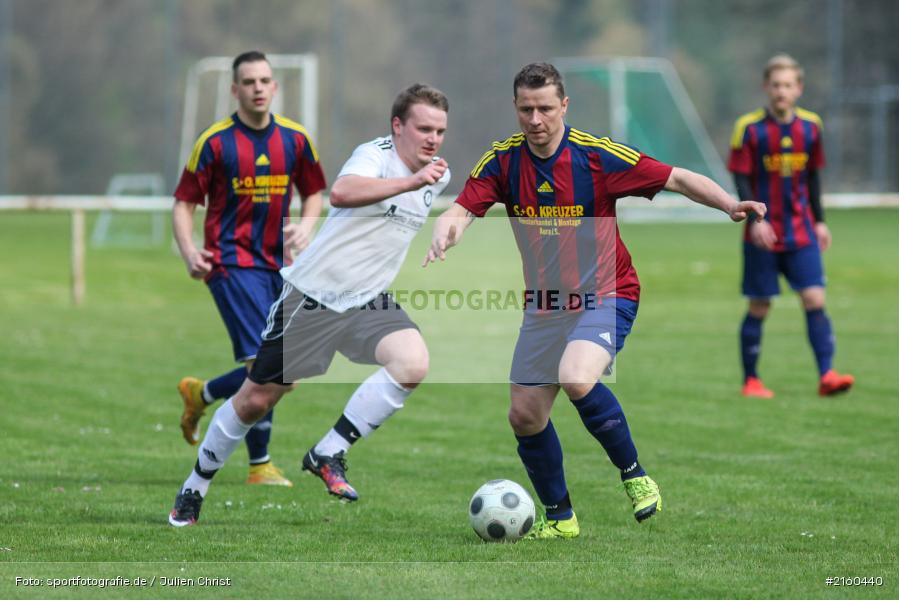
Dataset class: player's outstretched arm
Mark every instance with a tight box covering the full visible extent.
[422,203,475,267]
[331,159,448,208]
[664,167,767,223]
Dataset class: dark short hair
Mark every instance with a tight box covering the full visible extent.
[513,63,565,99]
[390,83,449,123]
[232,50,270,82]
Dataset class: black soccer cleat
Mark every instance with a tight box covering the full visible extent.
[302,449,359,501]
[168,488,203,527]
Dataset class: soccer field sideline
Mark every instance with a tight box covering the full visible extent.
[0,210,896,598]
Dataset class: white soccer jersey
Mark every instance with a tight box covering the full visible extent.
[281,136,450,312]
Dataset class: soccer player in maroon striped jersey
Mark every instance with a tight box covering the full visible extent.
[172,51,325,487]
[729,54,854,399]
[425,63,765,537]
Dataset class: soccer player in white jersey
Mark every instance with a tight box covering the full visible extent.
[169,84,450,525]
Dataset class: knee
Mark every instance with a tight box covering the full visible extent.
[803,299,825,311]
[748,299,771,319]
[558,361,598,400]
[405,354,429,386]
[800,288,826,311]
[560,380,594,400]
[235,385,281,422]
[389,353,429,388]
[508,403,547,435]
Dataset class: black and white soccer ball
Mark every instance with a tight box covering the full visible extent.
[468,479,535,542]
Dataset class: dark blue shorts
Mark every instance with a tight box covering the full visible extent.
[509,298,638,386]
[742,242,825,298]
[206,267,284,362]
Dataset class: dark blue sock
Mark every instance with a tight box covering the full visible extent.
[246,410,274,464]
[805,308,834,376]
[515,420,572,520]
[571,383,644,481]
[740,313,763,380]
[206,367,246,401]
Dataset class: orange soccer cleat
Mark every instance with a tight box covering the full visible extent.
[818,370,855,396]
[742,376,775,399]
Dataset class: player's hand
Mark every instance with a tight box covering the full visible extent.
[185,248,213,279]
[748,219,778,251]
[283,222,313,254]
[814,222,832,252]
[422,224,457,267]
[729,200,767,223]
[413,158,448,188]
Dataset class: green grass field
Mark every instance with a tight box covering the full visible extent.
[0,209,896,599]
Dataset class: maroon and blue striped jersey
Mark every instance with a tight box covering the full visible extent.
[456,126,673,307]
[174,113,326,271]
[728,108,824,252]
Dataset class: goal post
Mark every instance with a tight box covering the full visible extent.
[87,54,320,250]
[90,173,167,247]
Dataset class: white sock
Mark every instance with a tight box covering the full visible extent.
[314,428,352,457]
[181,398,252,497]
[314,368,411,457]
[201,383,215,404]
[182,469,213,497]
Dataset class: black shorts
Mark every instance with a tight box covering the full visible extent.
[249,285,418,385]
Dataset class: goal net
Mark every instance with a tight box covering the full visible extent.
[555,56,733,221]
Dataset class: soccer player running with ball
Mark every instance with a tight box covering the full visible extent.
[424,63,765,538]
[169,84,451,526]
[730,54,854,399]
[172,51,325,487]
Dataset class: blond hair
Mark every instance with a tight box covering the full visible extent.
[764,54,804,83]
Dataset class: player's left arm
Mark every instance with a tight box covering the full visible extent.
[284,140,327,253]
[664,167,766,223]
[808,170,831,251]
[807,117,831,250]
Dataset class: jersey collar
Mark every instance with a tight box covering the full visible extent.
[764,107,796,126]
[232,112,275,139]
[525,125,570,164]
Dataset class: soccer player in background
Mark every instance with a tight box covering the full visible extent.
[169,84,451,526]
[729,54,854,399]
[172,51,325,487]
[425,63,766,538]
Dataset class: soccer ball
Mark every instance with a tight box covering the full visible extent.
[468,479,535,542]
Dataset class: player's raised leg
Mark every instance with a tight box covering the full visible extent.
[740,298,775,398]
[169,379,288,527]
[559,340,661,523]
[178,367,246,445]
[305,328,428,501]
[799,286,854,396]
[179,367,290,485]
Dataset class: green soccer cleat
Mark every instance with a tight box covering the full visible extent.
[523,511,579,540]
[623,475,662,522]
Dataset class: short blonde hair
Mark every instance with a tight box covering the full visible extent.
[764,54,804,83]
